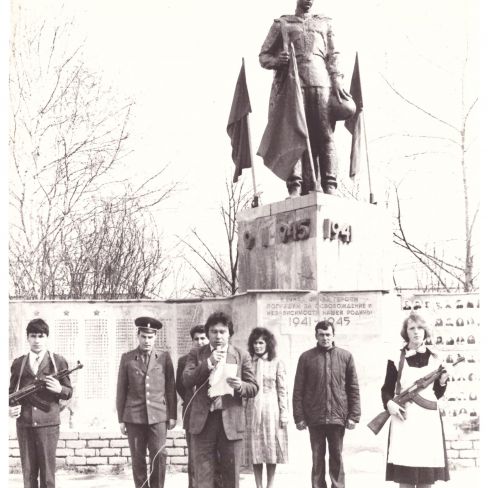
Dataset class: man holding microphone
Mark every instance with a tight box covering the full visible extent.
[182,311,258,488]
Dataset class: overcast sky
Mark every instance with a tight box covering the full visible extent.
[3,0,482,290]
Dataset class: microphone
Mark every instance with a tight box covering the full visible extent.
[215,345,224,360]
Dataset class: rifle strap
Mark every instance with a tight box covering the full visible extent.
[395,349,406,395]
[15,355,29,393]
[48,351,58,374]
[16,352,58,391]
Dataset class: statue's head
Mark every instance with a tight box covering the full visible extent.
[296,0,314,13]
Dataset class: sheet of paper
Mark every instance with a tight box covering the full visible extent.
[208,363,238,397]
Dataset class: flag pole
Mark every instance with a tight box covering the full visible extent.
[362,108,375,204]
[242,58,260,208]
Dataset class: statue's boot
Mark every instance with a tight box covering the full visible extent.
[324,184,337,195]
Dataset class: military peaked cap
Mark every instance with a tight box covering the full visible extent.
[134,316,163,333]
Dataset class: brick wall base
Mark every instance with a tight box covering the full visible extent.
[9,429,189,474]
[9,428,479,473]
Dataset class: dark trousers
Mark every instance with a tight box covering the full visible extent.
[186,429,224,488]
[126,422,167,488]
[185,430,196,488]
[191,411,242,488]
[308,424,345,488]
[17,424,59,488]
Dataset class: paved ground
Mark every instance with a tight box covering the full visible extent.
[7,467,480,488]
[7,427,482,487]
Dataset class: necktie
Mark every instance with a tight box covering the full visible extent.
[143,353,149,366]
[33,355,41,374]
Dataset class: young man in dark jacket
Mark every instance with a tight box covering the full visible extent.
[293,320,361,488]
[9,318,73,488]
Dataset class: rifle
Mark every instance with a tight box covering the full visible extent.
[9,361,83,412]
[367,356,464,435]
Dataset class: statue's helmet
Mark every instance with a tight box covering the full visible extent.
[329,93,356,122]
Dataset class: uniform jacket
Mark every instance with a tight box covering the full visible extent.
[116,348,177,425]
[9,352,73,428]
[292,345,360,426]
[176,353,194,430]
[260,14,342,113]
[182,343,258,440]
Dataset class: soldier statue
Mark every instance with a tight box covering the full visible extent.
[259,0,355,196]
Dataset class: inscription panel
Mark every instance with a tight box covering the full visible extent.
[260,292,379,336]
[84,319,109,400]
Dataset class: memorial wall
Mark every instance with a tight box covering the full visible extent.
[9,291,397,432]
[9,292,479,468]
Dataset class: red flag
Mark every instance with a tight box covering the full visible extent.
[257,45,309,181]
[345,53,364,178]
[227,59,252,183]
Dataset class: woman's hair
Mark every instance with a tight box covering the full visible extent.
[400,312,431,342]
[247,327,277,361]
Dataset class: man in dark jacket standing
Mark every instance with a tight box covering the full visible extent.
[293,320,360,488]
[9,318,73,488]
[176,324,209,488]
[182,311,258,488]
[116,317,177,488]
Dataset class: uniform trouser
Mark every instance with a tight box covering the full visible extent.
[287,87,337,195]
[308,424,345,488]
[17,424,59,488]
[126,422,167,488]
[191,411,242,488]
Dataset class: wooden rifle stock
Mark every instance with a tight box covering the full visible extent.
[367,410,391,435]
[367,356,465,435]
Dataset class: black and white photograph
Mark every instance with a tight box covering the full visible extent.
[2,0,483,487]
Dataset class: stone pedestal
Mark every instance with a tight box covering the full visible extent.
[237,192,392,292]
[234,193,396,466]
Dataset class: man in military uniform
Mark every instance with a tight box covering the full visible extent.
[9,318,73,488]
[116,317,177,488]
[259,0,354,196]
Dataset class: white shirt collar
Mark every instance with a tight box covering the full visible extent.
[29,350,47,368]
[404,343,427,357]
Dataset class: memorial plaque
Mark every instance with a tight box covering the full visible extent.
[84,318,109,400]
[155,316,172,351]
[53,318,79,364]
[115,318,136,359]
[405,292,480,434]
[259,291,380,336]
[176,303,204,356]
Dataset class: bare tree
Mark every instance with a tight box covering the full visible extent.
[178,179,254,298]
[381,51,478,292]
[392,185,476,292]
[9,8,176,299]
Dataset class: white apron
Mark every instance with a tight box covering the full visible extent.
[387,352,445,467]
